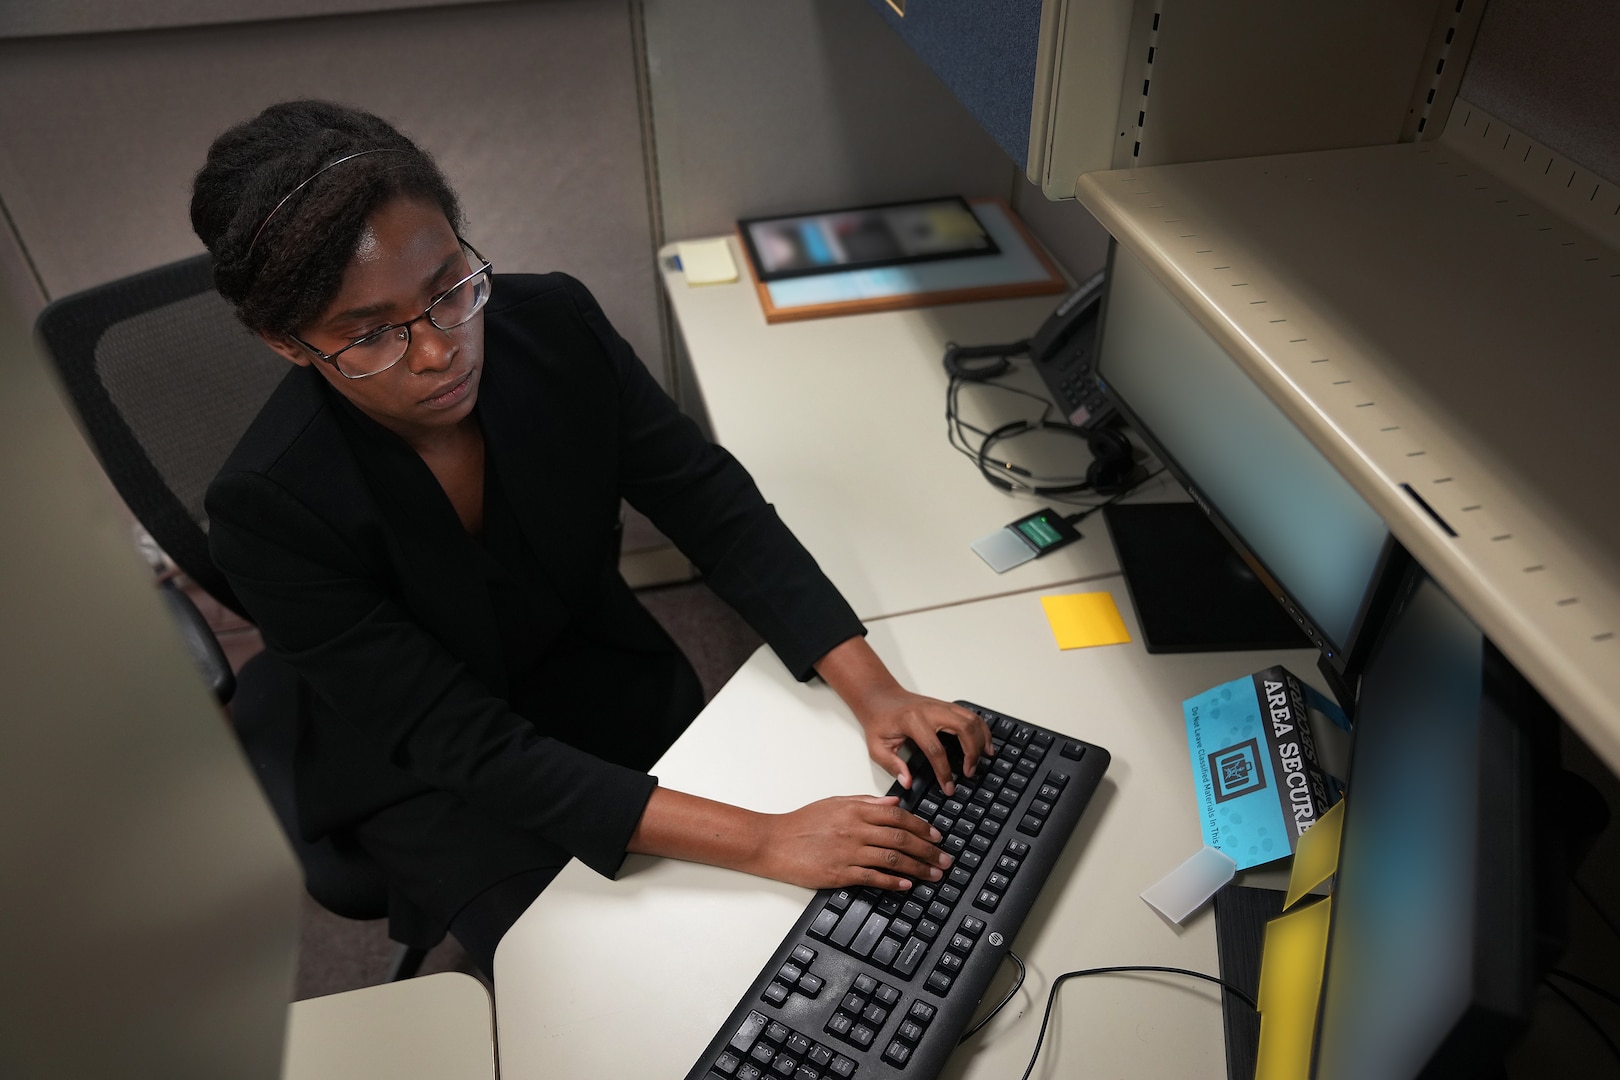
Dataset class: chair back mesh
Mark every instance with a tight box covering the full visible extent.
[37,255,287,617]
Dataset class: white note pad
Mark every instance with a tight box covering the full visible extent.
[676,239,739,286]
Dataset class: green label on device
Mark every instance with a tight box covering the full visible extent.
[1017,516,1063,549]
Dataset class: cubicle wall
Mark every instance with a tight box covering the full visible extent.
[0,0,666,383]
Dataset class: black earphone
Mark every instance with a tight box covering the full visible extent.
[944,342,1138,496]
[975,420,1137,495]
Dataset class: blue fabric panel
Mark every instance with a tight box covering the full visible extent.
[864,0,1042,165]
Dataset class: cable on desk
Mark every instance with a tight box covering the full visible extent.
[1551,968,1620,1010]
[1545,978,1620,1070]
[957,950,1027,1044]
[1577,878,1620,944]
[1015,965,1258,1080]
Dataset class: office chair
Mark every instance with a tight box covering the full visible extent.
[36,255,427,981]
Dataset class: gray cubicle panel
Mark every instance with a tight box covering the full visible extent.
[0,1,665,385]
[0,282,301,1072]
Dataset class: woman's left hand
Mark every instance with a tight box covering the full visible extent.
[813,636,994,796]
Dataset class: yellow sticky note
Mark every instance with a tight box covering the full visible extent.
[1255,895,1333,1080]
[1040,592,1131,649]
[676,238,739,285]
[1285,797,1345,911]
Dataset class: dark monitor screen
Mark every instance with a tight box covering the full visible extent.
[1313,572,1540,1077]
[1094,243,1394,676]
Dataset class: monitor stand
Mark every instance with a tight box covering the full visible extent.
[1102,502,1309,654]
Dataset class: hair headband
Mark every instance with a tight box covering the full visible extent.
[246,147,408,256]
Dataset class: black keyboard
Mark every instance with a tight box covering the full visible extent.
[684,702,1110,1080]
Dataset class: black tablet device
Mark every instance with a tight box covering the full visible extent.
[738,196,998,282]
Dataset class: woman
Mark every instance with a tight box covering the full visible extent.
[194,100,990,976]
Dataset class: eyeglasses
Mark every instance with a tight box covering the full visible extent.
[291,238,493,379]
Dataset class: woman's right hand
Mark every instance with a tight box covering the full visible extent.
[750,794,952,892]
[628,787,950,892]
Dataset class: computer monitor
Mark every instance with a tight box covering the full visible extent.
[1312,570,1563,1078]
[1093,242,1402,691]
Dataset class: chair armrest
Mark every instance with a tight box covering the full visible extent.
[158,578,237,705]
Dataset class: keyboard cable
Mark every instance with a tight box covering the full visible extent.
[956,952,1259,1079]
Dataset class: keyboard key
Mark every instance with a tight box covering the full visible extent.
[824,1013,852,1037]
[889,917,914,940]
[716,1050,742,1075]
[731,1011,769,1051]
[1032,730,1055,749]
[850,912,890,957]
[963,803,986,823]
[994,786,1019,807]
[1016,758,1039,776]
[737,1065,763,1080]
[909,999,936,1025]
[779,962,803,984]
[1006,773,1030,792]
[917,798,940,818]
[960,915,986,937]
[875,982,901,1007]
[854,974,878,995]
[901,900,924,922]
[861,1002,888,1026]
[830,897,873,947]
[927,901,951,922]
[916,918,941,941]
[762,982,790,1007]
[894,936,929,977]
[958,850,983,871]
[786,1032,812,1056]
[949,932,975,954]
[792,945,816,966]
[769,1055,795,1077]
[968,834,992,854]
[1061,740,1085,759]
[875,893,902,916]
[883,1040,913,1067]
[1038,783,1062,802]
[937,951,963,974]
[829,1055,857,1078]
[937,884,962,905]
[807,1044,834,1067]
[974,889,1002,912]
[1030,799,1053,818]
[978,818,1002,838]
[826,889,853,912]
[1045,770,1069,789]
[1006,840,1030,858]
[1017,814,1044,836]
[850,1023,876,1049]
[841,992,864,1014]
[926,969,954,995]
[793,1066,817,1080]
[808,909,840,939]
[751,1043,776,1065]
[987,872,1011,892]
[899,1019,925,1043]
[997,854,1021,875]
[943,834,968,856]
[765,1022,789,1044]
[912,883,936,903]
[1013,725,1035,745]
[798,973,824,997]
[872,935,902,967]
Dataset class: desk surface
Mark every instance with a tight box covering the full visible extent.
[495,584,1319,1078]
[660,238,1172,622]
[282,972,495,1080]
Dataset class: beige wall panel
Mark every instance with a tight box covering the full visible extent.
[0,0,665,379]
[643,0,1017,241]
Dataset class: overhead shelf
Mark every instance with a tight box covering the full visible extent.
[1076,101,1620,768]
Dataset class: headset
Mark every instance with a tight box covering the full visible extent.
[942,342,1138,497]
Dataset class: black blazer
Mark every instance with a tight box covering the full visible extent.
[206,273,863,879]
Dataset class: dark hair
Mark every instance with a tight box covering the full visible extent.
[190,100,464,336]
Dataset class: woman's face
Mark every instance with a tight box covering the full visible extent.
[260,194,484,448]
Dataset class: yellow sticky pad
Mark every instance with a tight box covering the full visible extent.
[1255,895,1333,1080]
[1040,592,1131,649]
[1284,797,1345,911]
[676,238,739,285]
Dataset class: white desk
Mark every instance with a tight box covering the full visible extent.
[282,972,495,1080]
[496,585,1319,1078]
[659,238,1173,621]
